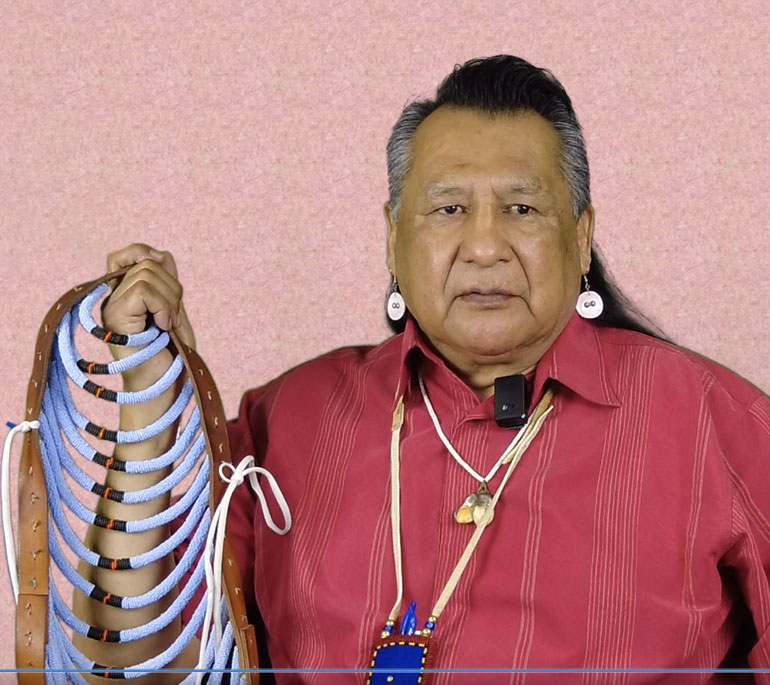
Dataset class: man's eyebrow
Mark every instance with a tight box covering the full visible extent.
[422,179,545,200]
[501,178,544,195]
[423,183,466,200]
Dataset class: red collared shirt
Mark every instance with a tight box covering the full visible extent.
[220,314,770,683]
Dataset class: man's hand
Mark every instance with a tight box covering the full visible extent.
[101,244,196,389]
[103,243,195,349]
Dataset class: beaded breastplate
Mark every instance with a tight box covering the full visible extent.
[3,269,289,683]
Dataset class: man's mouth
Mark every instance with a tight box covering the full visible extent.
[458,288,515,306]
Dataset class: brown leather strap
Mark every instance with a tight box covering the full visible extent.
[174,337,261,679]
[15,269,260,682]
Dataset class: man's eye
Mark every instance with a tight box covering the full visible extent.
[437,205,463,215]
[509,204,534,216]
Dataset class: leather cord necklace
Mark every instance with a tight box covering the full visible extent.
[417,370,538,526]
[366,383,556,685]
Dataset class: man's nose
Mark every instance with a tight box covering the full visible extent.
[458,205,513,267]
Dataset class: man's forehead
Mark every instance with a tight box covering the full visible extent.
[405,107,565,200]
[412,109,561,165]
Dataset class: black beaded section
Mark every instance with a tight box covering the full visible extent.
[87,626,121,643]
[92,452,127,471]
[92,664,127,679]
[89,587,124,608]
[91,483,125,502]
[83,380,118,402]
[89,325,129,346]
[93,515,127,532]
[77,359,110,374]
[85,422,118,443]
[97,556,131,570]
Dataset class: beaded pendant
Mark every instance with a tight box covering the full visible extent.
[453,481,494,525]
[367,605,437,684]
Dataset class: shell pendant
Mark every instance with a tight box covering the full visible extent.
[454,481,494,526]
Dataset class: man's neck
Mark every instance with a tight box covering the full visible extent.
[430,345,544,401]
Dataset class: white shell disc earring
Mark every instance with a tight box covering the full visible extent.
[387,279,406,321]
[576,274,604,319]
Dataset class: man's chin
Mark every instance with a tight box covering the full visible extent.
[457,328,534,361]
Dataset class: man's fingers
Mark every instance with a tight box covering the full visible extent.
[147,249,179,279]
[174,302,196,349]
[117,262,183,307]
[105,280,171,335]
[102,245,194,348]
[106,244,167,292]
[107,244,165,273]
[104,263,184,336]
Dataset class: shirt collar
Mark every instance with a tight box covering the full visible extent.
[394,313,620,410]
[531,313,621,408]
[393,316,444,404]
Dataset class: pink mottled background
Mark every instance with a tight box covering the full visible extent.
[0,0,768,669]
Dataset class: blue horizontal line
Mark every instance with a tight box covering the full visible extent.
[3,669,770,674]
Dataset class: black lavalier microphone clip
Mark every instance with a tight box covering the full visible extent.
[494,374,529,429]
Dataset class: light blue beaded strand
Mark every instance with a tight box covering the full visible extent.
[41,389,208,508]
[48,508,210,610]
[77,283,161,348]
[58,309,185,405]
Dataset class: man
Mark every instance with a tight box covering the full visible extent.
[72,55,770,683]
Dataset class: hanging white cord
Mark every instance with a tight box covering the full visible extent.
[429,400,554,620]
[2,420,40,604]
[387,398,405,624]
[196,454,291,683]
[384,386,556,632]
[418,372,532,483]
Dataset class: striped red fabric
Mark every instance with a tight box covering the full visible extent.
[218,313,770,683]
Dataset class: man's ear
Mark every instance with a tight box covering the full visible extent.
[384,201,397,276]
[577,205,595,274]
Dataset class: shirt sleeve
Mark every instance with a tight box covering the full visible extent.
[716,391,770,676]
[175,382,275,628]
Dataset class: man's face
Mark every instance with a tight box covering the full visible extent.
[386,107,594,368]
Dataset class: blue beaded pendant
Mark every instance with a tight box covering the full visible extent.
[366,633,434,685]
